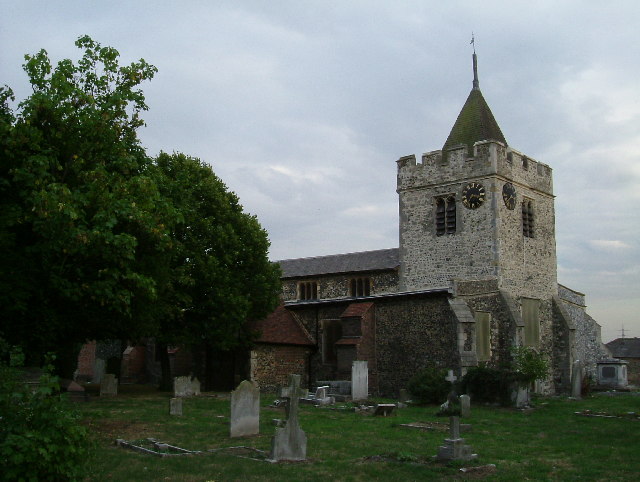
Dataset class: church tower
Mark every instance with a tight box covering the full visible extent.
[397,51,558,311]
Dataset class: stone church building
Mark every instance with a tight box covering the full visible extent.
[250,53,608,397]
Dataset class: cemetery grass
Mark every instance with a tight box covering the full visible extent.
[78,386,640,481]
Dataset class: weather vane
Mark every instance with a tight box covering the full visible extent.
[470,33,476,53]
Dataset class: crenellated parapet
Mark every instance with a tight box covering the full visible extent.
[397,140,553,196]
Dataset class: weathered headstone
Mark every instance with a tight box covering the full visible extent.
[230,380,260,437]
[513,385,529,408]
[270,374,307,461]
[351,360,368,400]
[459,394,471,418]
[571,359,583,400]
[435,416,477,461]
[173,376,201,397]
[100,373,118,396]
[170,397,183,416]
[93,358,106,384]
[399,388,409,403]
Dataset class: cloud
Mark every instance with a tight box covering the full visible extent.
[589,240,632,250]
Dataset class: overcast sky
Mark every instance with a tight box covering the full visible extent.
[2,1,639,343]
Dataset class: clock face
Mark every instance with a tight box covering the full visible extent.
[461,182,486,209]
[502,182,516,210]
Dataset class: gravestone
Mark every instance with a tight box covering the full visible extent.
[571,359,583,399]
[373,403,395,416]
[445,369,458,384]
[459,394,471,418]
[399,388,409,403]
[435,416,477,461]
[174,376,201,397]
[513,385,529,408]
[100,373,118,396]
[270,374,307,461]
[170,397,182,416]
[351,360,368,400]
[93,358,106,384]
[230,380,260,437]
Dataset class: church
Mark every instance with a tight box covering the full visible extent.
[248,53,609,397]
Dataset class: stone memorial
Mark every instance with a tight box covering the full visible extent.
[173,376,201,397]
[100,373,118,396]
[351,360,368,400]
[435,416,477,462]
[170,397,183,416]
[571,359,583,399]
[459,394,471,418]
[270,374,307,462]
[230,380,260,437]
[373,403,395,416]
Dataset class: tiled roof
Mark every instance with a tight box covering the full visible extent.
[442,88,507,156]
[341,302,374,318]
[277,248,399,279]
[606,337,640,358]
[250,304,314,346]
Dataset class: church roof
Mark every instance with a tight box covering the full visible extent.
[277,248,399,279]
[606,337,640,358]
[250,304,314,346]
[442,53,507,155]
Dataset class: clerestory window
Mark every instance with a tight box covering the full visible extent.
[298,281,318,300]
[349,277,371,297]
[436,195,456,235]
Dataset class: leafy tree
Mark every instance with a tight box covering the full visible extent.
[153,152,281,389]
[0,36,171,374]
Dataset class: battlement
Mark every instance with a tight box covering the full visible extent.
[397,139,553,195]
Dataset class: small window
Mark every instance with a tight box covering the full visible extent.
[298,281,318,300]
[435,195,456,235]
[522,200,535,238]
[349,277,370,297]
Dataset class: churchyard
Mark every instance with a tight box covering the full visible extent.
[76,385,639,481]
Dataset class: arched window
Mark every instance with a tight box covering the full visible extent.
[522,200,534,238]
[436,195,456,235]
[349,277,371,297]
[298,281,318,300]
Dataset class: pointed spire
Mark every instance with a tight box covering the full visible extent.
[441,47,507,156]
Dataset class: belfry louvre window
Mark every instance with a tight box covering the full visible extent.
[522,200,535,238]
[436,196,456,235]
[298,281,318,300]
[349,277,371,297]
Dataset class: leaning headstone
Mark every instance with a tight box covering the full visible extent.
[100,374,118,396]
[170,397,183,416]
[230,380,260,437]
[351,360,368,400]
[435,416,477,461]
[571,359,583,400]
[270,374,307,461]
[459,394,471,418]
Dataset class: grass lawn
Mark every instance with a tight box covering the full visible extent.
[77,386,640,481]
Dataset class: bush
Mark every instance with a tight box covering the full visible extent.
[407,365,451,404]
[511,346,549,383]
[0,346,90,481]
[460,365,513,405]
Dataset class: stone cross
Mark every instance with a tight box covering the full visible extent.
[445,369,458,384]
[271,374,307,461]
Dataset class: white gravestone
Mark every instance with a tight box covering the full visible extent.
[351,360,368,400]
[174,376,201,397]
[270,374,307,461]
[459,394,471,418]
[230,380,260,437]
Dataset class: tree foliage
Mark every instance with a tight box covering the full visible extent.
[0,37,280,378]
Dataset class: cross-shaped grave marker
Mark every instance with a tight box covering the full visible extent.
[271,374,307,461]
[445,369,458,384]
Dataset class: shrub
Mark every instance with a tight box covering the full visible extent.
[0,346,90,481]
[460,365,512,405]
[407,365,450,404]
[511,346,549,383]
